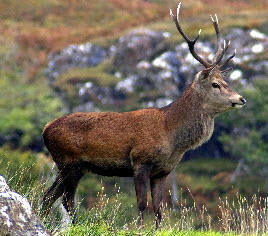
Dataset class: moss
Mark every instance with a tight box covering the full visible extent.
[178,159,236,177]
[55,60,121,89]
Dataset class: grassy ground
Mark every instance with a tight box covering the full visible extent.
[63,227,236,236]
[2,148,268,235]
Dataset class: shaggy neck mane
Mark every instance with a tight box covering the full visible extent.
[162,84,205,127]
[161,83,214,150]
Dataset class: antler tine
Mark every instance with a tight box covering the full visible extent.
[213,40,231,65]
[211,14,223,64]
[171,4,234,69]
[170,3,211,68]
[221,49,236,68]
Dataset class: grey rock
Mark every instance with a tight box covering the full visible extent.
[0,175,51,236]
[113,28,166,74]
[45,27,268,114]
[46,43,109,84]
[45,43,109,113]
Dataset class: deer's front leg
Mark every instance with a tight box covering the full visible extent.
[133,165,151,227]
[150,175,168,229]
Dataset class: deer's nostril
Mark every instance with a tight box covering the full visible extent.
[240,97,246,105]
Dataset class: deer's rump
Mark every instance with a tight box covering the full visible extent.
[42,112,136,177]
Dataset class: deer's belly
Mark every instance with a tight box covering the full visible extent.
[80,158,133,177]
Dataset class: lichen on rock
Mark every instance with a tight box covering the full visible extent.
[0,175,51,236]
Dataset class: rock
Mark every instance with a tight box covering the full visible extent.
[46,43,109,86]
[0,175,51,236]
[224,28,268,78]
[116,75,138,93]
[45,43,110,113]
[45,27,268,113]
[113,28,166,74]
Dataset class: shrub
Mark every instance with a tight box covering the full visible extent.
[219,78,268,168]
[0,69,63,151]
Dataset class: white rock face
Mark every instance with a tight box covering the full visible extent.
[230,70,243,80]
[116,75,138,93]
[0,175,51,236]
[250,29,266,39]
[251,43,264,54]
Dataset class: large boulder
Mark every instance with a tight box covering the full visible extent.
[0,175,51,236]
[113,28,168,74]
[45,43,110,113]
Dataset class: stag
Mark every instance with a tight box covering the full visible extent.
[42,3,246,228]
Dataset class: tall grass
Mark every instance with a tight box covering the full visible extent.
[218,195,268,234]
[2,155,268,235]
[60,192,268,235]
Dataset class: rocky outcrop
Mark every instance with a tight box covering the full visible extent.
[113,28,168,74]
[0,175,51,236]
[45,27,268,113]
[46,43,109,87]
[45,43,110,113]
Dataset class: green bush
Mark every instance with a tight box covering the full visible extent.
[219,78,268,166]
[0,69,63,151]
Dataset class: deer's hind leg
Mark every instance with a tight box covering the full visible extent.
[42,162,84,220]
[61,164,84,222]
[42,173,65,216]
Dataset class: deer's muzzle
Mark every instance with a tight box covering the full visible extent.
[231,97,246,108]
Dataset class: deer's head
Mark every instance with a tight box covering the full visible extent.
[170,3,246,114]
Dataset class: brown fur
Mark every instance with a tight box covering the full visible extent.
[42,68,245,227]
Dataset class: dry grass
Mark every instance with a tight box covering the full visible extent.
[61,186,268,235]
[3,158,268,235]
[218,195,268,234]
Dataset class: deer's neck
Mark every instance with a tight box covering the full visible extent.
[162,84,215,152]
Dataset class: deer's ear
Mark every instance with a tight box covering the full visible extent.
[200,66,216,80]
[221,67,233,78]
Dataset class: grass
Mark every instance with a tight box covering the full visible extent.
[53,187,268,235]
[1,151,268,235]
[63,227,235,236]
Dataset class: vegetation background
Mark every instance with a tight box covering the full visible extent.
[0,0,267,235]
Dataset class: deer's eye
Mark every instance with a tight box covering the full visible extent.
[212,83,220,89]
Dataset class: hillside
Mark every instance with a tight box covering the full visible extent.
[1,0,267,80]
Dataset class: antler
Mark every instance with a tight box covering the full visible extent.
[210,14,232,66]
[170,3,210,68]
[221,49,236,69]
[210,14,222,64]
[170,3,236,69]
